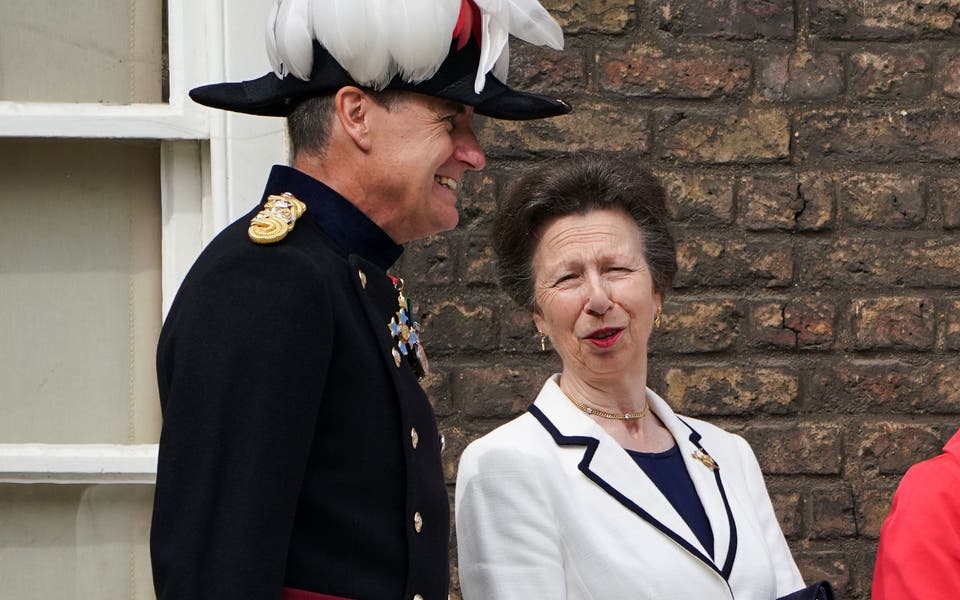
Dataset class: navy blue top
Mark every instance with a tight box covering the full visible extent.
[628,444,715,558]
[263,165,403,270]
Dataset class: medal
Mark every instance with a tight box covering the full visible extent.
[387,277,428,380]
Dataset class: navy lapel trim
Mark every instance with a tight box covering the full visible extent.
[676,417,739,580]
[527,404,728,581]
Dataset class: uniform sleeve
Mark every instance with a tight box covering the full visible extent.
[733,434,806,596]
[151,249,332,600]
[455,440,566,600]
[872,458,960,600]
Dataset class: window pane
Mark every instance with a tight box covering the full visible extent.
[0,139,162,443]
[0,0,165,103]
[0,484,153,599]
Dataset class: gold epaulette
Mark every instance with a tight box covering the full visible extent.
[248,192,307,244]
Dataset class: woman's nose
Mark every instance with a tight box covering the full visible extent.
[583,275,613,316]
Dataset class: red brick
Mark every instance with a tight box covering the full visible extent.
[796,109,960,164]
[750,298,836,349]
[938,178,960,228]
[739,424,844,475]
[675,238,794,288]
[810,0,960,40]
[656,171,734,226]
[793,553,851,597]
[802,237,960,289]
[849,51,930,98]
[839,173,925,227]
[598,44,751,98]
[652,0,795,40]
[651,299,740,353]
[850,296,936,351]
[760,53,844,101]
[809,485,857,538]
[948,300,960,349]
[942,52,960,98]
[454,364,551,418]
[664,366,800,416]
[422,371,454,417]
[656,108,790,164]
[462,234,498,285]
[809,359,960,413]
[544,0,634,34]
[738,174,834,233]
[418,294,499,352]
[508,42,586,95]
[479,102,649,156]
[768,489,802,538]
[404,235,455,286]
[858,422,942,474]
[857,485,898,538]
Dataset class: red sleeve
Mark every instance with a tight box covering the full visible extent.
[872,455,960,600]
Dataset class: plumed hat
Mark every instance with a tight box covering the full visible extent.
[189,0,571,120]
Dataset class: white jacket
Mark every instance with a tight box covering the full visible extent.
[455,375,805,600]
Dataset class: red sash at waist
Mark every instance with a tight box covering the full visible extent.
[282,587,353,600]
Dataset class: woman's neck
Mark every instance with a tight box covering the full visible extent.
[558,371,674,453]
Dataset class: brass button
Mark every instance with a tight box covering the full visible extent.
[392,347,402,367]
[411,427,419,449]
[413,511,423,533]
[413,596,424,600]
[358,269,367,288]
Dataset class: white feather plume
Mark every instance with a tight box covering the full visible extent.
[264,0,565,93]
[474,10,509,93]
[472,0,564,92]
[271,0,314,80]
[387,0,461,83]
[309,0,395,88]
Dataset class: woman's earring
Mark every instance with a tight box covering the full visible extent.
[539,331,547,352]
[655,308,662,329]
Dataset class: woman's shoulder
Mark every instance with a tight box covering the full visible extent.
[458,412,554,472]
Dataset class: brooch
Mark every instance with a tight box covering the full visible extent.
[248,192,307,244]
[388,276,428,380]
[692,449,719,471]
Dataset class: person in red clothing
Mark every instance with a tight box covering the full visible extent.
[872,427,960,600]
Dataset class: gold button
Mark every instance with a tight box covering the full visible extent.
[411,427,419,449]
[413,511,423,533]
[392,347,402,367]
[413,596,424,600]
[358,269,367,288]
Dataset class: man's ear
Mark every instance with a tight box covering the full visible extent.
[333,86,373,151]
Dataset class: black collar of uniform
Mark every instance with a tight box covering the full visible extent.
[261,165,403,270]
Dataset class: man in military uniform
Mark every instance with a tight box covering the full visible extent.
[150,1,569,599]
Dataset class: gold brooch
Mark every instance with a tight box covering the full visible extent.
[248,192,307,244]
[692,450,718,471]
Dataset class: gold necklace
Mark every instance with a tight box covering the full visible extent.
[568,395,649,420]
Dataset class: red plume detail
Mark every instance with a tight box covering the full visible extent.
[453,0,482,50]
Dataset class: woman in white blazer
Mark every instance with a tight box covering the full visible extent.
[456,155,808,599]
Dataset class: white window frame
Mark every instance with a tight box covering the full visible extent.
[0,0,287,485]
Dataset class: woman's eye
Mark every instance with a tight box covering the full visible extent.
[555,274,576,284]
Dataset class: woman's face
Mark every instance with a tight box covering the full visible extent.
[531,208,661,384]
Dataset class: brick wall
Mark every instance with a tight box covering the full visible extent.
[400,1,960,597]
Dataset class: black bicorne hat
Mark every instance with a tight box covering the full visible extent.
[189,37,571,121]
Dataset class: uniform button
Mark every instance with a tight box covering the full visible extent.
[411,427,419,449]
[358,269,367,288]
[392,347,402,367]
[413,511,423,533]
[413,595,424,600]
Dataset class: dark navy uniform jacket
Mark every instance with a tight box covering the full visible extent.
[151,166,448,600]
